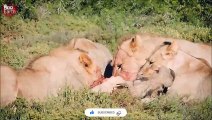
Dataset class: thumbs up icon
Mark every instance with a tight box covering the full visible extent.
[90,110,94,115]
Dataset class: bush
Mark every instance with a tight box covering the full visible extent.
[2,0,209,27]
[0,43,25,69]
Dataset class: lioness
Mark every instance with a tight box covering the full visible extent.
[17,49,102,101]
[113,33,212,81]
[139,41,212,102]
[50,38,113,75]
[0,65,18,106]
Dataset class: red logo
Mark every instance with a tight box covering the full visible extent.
[1,4,18,17]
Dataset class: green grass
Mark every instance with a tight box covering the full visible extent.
[0,88,211,120]
[0,1,211,119]
[1,12,211,69]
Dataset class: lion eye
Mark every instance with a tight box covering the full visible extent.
[149,61,154,64]
[166,52,171,55]
[146,58,154,65]
[84,63,88,67]
[155,69,159,73]
[117,64,122,69]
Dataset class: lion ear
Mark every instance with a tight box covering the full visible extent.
[130,35,140,52]
[68,38,77,49]
[167,41,179,53]
[130,37,136,48]
[162,41,179,59]
[79,53,92,67]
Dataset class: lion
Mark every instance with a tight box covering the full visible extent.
[0,65,18,107]
[113,33,212,81]
[17,49,103,101]
[132,66,175,98]
[50,38,113,76]
[138,41,212,102]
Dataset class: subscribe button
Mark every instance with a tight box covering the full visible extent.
[85,108,127,117]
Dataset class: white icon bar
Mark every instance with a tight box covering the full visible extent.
[85,108,127,117]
